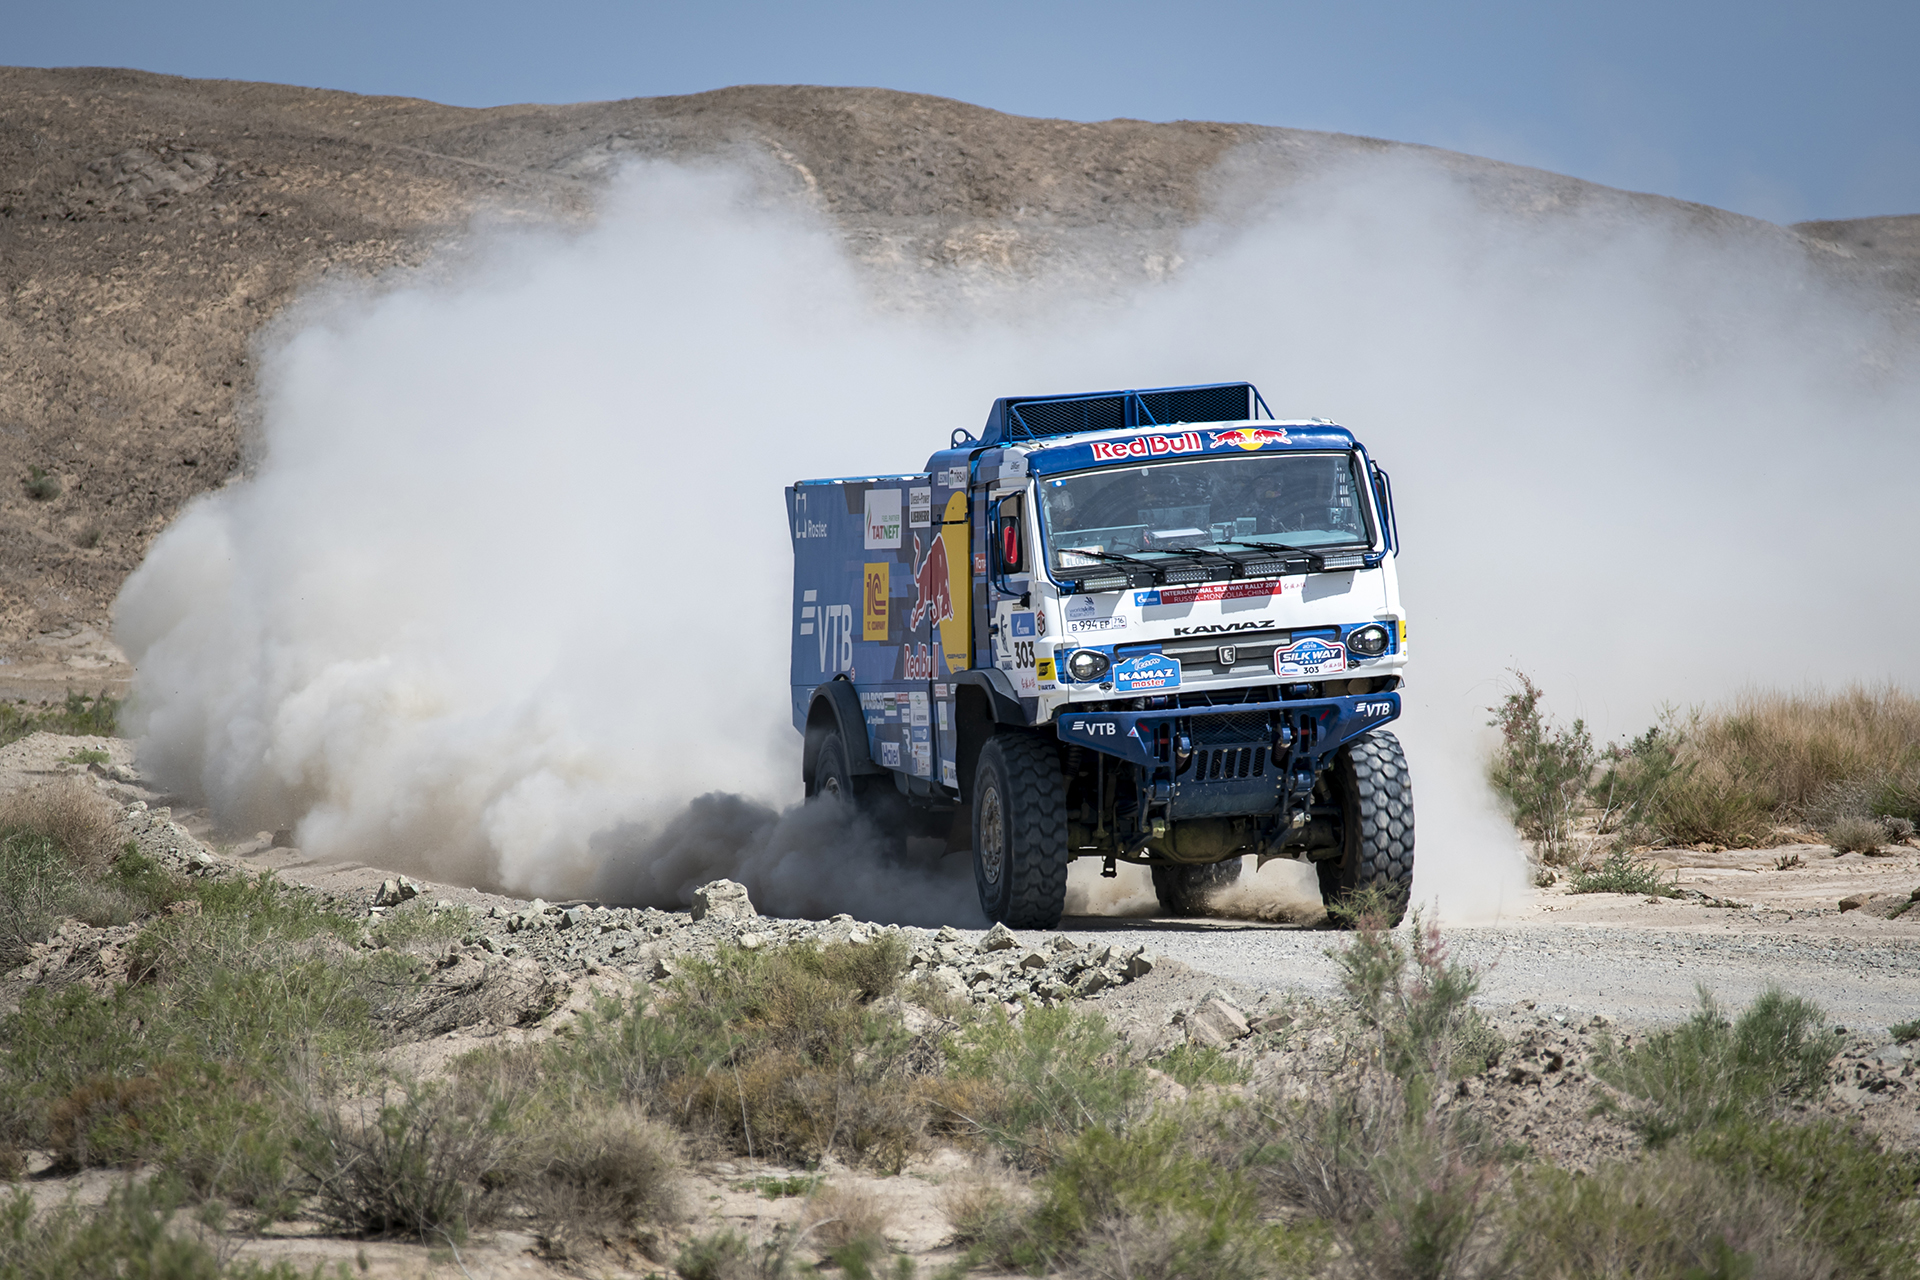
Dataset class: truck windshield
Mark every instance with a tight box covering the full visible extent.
[1038,452,1374,573]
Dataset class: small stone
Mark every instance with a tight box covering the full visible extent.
[185,848,217,872]
[691,880,757,922]
[1072,968,1109,997]
[846,929,869,946]
[934,925,962,943]
[1018,950,1049,970]
[529,898,550,913]
[738,933,765,950]
[1125,951,1158,978]
[979,922,1018,952]
[1047,934,1081,953]
[559,907,587,930]
[1251,1012,1294,1034]
[1186,998,1251,1047]
[373,877,418,907]
[649,955,677,981]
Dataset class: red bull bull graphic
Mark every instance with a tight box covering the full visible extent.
[1209,426,1292,450]
[1088,430,1205,462]
[909,532,954,630]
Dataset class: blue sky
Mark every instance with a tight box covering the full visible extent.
[9,0,1915,224]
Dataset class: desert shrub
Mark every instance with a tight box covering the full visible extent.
[22,465,60,500]
[1335,907,1495,1102]
[1826,814,1889,854]
[0,1178,307,1279]
[0,690,120,747]
[1506,1147,1839,1280]
[675,1227,802,1280]
[1487,672,1595,863]
[1594,987,1836,1145]
[1156,1043,1250,1089]
[0,778,122,868]
[1588,715,1694,838]
[941,1004,1145,1166]
[802,1181,894,1256]
[297,1083,516,1243]
[1567,846,1678,896]
[538,939,926,1168]
[967,1116,1320,1279]
[1691,1118,1920,1280]
[507,1102,684,1258]
[1892,1019,1920,1045]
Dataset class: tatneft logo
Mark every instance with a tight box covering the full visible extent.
[1172,619,1273,636]
[1070,720,1119,736]
[800,590,854,672]
[864,489,902,549]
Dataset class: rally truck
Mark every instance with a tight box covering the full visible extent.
[787,381,1413,928]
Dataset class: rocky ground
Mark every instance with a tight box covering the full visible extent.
[4,730,1917,1277]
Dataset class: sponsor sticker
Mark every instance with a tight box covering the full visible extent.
[909,692,930,726]
[1036,658,1055,681]
[1068,616,1129,634]
[1208,426,1292,451]
[1065,595,1097,620]
[863,489,902,549]
[1011,611,1036,638]
[1274,638,1347,677]
[904,644,935,680]
[1113,653,1181,693]
[1089,430,1205,463]
[908,486,932,529]
[944,466,968,488]
[911,742,931,776]
[909,532,955,629]
[863,563,889,640]
[942,759,958,787]
[934,683,948,698]
[937,700,950,731]
[879,741,902,768]
[1357,700,1395,717]
[973,552,987,575]
[1135,580,1280,607]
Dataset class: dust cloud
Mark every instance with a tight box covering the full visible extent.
[114,153,1920,924]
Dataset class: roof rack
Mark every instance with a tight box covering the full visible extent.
[978,381,1273,446]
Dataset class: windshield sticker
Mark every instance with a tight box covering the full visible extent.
[908,487,932,529]
[1209,427,1292,450]
[1134,581,1281,607]
[864,489,902,549]
[1090,430,1205,462]
[1274,638,1347,677]
[1113,653,1181,693]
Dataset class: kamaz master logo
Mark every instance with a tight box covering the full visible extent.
[1172,619,1273,636]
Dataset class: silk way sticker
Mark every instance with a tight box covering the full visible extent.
[1113,653,1181,693]
[1274,638,1347,677]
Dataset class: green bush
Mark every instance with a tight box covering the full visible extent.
[1155,1043,1250,1089]
[1568,846,1679,897]
[1594,988,1837,1145]
[1588,715,1694,838]
[529,938,926,1168]
[1487,672,1595,863]
[973,1116,1322,1279]
[0,1179,307,1279]
[0,689,120,748]
[1505,1148,1840,1280]
[941,1004,1144,1165]
[1691,1118,1920,1279]
[23,465,61,501]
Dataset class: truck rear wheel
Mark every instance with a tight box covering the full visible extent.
[1151,859,1243,917]
[1319,730,1415,926]
[972,734,1069,928]
[809,731,911,857]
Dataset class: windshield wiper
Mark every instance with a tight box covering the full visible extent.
[1213,539,1328,570]
[1059,549,1171,586]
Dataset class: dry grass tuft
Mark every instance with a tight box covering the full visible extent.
[1826,815,1888,855]
[520,1104,684,1256]
[801,1181,893,1253]
[0,778,122,870]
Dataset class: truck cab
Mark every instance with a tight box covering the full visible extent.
[788,382,1414,928]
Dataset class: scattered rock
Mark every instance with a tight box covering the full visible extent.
[691,879,757,922]
[1186,998,1251,1047]
[373,876,422,907]
[979,922,1018,952]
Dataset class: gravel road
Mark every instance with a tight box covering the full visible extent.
[1059,914,1920,1032]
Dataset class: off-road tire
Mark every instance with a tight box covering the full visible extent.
[808,731,860,802]
[972,734,1070,928]
[1151,859,1243,917]
[1318,730,1415,926]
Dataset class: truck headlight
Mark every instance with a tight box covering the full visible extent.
[1348,624,1390,657]
[1067,649,1111,682]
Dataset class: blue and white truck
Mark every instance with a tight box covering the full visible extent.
[787,382,1413,928]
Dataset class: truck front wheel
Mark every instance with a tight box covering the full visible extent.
[1151,859,1243,917]
[1318,730,1415,926]
[972,734,1070,928]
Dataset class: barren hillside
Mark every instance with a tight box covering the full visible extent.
[1,66,1913,698]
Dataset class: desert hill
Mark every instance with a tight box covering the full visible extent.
[1,65,1913,696]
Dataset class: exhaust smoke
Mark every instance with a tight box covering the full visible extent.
[113,154,1920,924]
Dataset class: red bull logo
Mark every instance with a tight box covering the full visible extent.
[1088,430,1205,462]
[909,533,954,630]
[1209,426,1292,451]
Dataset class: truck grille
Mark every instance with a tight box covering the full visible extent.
[1200,746,1265,779]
